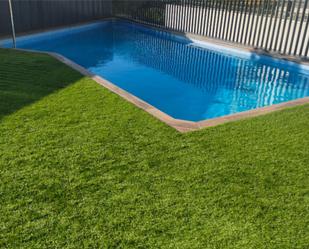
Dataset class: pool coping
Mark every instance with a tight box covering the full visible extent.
[12,48,309,133]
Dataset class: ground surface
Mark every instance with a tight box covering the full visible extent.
[0,49,308,249]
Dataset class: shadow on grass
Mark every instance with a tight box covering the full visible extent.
[0,48,83,120]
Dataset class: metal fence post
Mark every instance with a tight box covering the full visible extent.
[8,0,16,48]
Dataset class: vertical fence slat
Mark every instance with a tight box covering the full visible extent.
[209,0,214,37]
[199,0,206,35]
[251,0,261,46]
[205,0,211,36]
[245,0,256,45]
[192,0,198,34]
[261,0,272,48]
[205,0,209,35]
[293,0,308,55]
[265,0,276,50]
[278,0,289,52]
[289,0,302,54]
[269,0,282,51]
[300,1,309,56]
[256,0,266,47]
[305,31,309,57]
[284,0,297,54]
[239,0,248,44]
[232,0,240,41]
[213,0,220,37]
[258,0,269,47]
[224,0,232,40]
[228,0,236,40]
[219,0,226,39]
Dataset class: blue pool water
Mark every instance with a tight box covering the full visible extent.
[3,20,309,121]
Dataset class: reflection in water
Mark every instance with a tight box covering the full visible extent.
[113,23,308,105]
[17,21,309,121]
[20,23,115,68]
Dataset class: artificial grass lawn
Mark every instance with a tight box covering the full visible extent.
[0,48,308,249]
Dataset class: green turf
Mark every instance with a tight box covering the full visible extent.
[0,49,308,249]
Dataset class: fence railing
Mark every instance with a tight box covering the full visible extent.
[1,0,308,59]
[113,0,309,59]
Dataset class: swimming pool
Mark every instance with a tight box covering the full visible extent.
[2,20,309,123]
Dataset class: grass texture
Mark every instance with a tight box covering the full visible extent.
[0,49,308,249]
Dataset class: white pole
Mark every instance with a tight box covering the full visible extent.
[8,0,16,48]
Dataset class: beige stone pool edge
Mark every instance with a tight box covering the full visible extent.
[13,48,309,133]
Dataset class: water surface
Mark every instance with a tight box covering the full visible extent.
[7,20,309,121]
